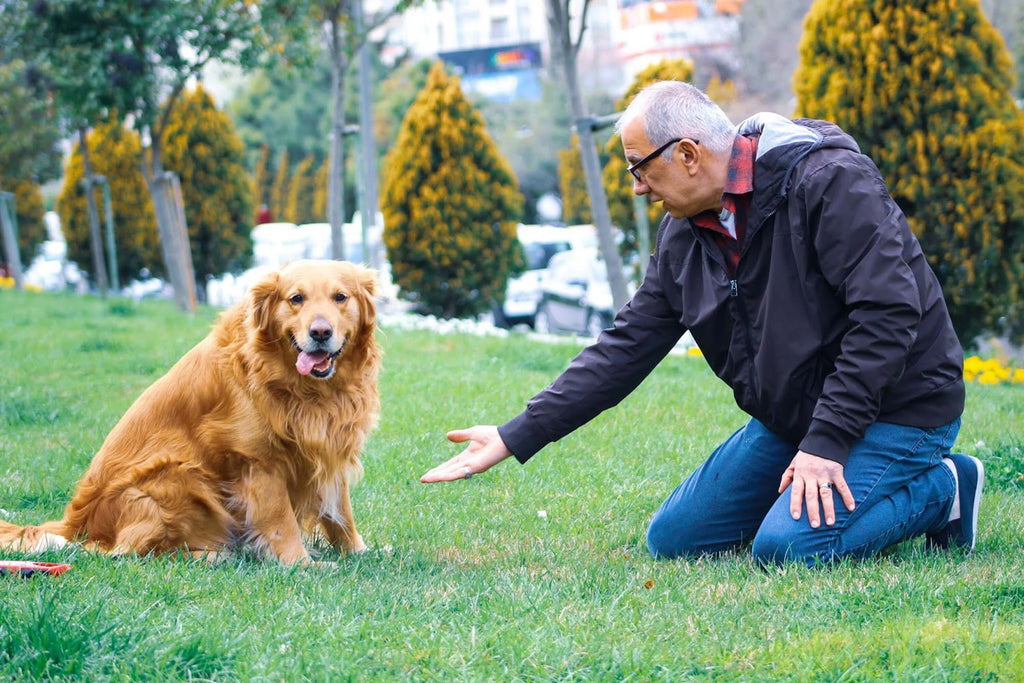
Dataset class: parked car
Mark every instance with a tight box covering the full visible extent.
[495,224,598,328]
[533,248,633,337]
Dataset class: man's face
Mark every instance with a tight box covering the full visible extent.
[620,116,706,219]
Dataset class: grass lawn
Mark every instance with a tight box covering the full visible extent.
[1,288,1023,681]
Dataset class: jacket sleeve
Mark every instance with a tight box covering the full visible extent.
[499,239,688,464]
[797,154,923,464]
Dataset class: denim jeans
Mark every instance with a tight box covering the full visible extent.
[646,417,960,566]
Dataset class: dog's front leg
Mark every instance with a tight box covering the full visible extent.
[319,476,366,554]
[239,468,310,565]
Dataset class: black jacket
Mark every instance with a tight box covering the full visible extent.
[499,114,964,465]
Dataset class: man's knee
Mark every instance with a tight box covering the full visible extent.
[751,526,834,568]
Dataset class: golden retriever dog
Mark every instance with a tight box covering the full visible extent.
[0,260,380,565]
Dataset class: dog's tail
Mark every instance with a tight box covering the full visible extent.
[0,519,69,553]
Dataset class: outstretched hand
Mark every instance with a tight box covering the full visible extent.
[420,425,513,483]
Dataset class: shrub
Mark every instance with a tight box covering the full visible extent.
[381,62,524,319]
[794,0,1024,345]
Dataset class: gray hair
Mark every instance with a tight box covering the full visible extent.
[615,81,737,157]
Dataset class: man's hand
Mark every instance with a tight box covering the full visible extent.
[420,426,513,483]
[779,450,856,528]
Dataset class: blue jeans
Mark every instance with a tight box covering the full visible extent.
[646,417,960,566]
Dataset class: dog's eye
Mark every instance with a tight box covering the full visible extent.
[289,294,304,305]
[334,292,348,303]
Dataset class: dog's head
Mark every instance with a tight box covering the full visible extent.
[248,260,377,381]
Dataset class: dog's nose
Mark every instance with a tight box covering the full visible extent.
[309,317,333,344]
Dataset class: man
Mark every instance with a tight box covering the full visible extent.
[421,81,983,567]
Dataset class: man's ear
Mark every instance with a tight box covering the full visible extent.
[679,139,702,174]
[249,270,281,332]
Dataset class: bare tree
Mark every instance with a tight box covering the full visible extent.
[318,0,422,264]
[546,0,630,310]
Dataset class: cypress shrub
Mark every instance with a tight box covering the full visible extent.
[794,0,1024,344]
[380,62,524,319]
[56,118,159,284]
[162,84,254,280]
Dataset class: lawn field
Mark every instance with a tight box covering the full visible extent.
[1,288,1023,681]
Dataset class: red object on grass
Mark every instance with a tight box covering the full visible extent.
[0,561,73,577]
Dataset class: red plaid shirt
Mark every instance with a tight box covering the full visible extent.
[691,134,757,277]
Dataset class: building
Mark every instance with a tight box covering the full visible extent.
[384,0,625,101]
[613,0,745,83]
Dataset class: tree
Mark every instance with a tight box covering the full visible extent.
[285,153,319,225]
[311,1,424,264]
[229,55,333,165]
[601,59,695,266]
[794,0,1024,345]
[546,0,629,309]
[557,134,593,225]
[314,157,330,223]
[381,62,524,319]
[271,150,292,224]
[56,117,160,286]
[21,0,311,310]
[0,176,46,268]
[161,84,254,282]
[0,60,62,185]
[251,144,275,223]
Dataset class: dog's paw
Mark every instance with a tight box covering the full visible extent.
[21,532,68,554]
[351,534,367,553]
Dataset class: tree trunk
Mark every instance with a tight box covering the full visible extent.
[355,0,381,269]
[79,126,109,296]
[546,0,630,310]
[326,15,349,262]
[142,133,196,313]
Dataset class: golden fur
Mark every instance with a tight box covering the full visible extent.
[0,260,381,565]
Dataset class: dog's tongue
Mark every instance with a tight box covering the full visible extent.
[296,350,330,376]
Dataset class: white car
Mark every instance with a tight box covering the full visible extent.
[496,224,598,328]
[533,247,634,338]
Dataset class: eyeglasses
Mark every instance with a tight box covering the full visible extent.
[626,137,698,181]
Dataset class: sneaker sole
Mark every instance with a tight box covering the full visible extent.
[964,455,985,552]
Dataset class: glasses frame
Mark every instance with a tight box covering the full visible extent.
[626,137,698,181]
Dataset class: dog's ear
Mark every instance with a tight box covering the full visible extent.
[355,267,377,336]
[249,270,281,333]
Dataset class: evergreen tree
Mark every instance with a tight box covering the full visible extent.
[56,117,159,285]
[795,0,1024,345]
[162,84,255,281]
[380,62,524,319]
[252,143,274,223]
[557,134,593,224]
[0,175,46,267]
[314,157,329,223]
[270,150,291,224]
[285,153,318,225]
[601,59,694,260]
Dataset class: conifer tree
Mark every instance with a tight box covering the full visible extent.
[380,62,524,319]
[252,144,274,223]
[56,118,159,285]
[270,150,291,224]
[162,84,254,281]
[314,157,329,223]
[557,134,593,225]
[286,154,318,225]
[0,175,46,267]
[601,59,694,259]
[794,0,1024,344]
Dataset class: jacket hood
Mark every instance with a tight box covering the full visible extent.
[737,113,862,200]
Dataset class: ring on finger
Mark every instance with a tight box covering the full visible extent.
[818,481,832,491]
[463,466,473,480]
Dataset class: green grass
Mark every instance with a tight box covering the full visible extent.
[1,287,1023,681]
